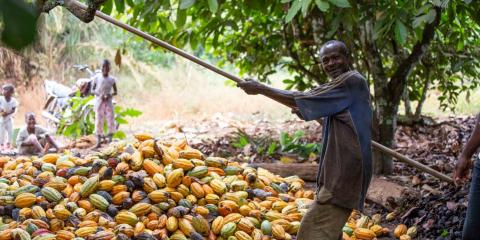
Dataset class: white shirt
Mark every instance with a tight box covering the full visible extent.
[92,74,116,98]
[0,96,18,123]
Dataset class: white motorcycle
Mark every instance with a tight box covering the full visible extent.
[41,65,99,131]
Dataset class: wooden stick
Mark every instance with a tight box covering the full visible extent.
[70,0,453,183]
[371,141,452,182]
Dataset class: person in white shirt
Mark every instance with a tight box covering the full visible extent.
[0,84,18,151]
[92,59,117,148]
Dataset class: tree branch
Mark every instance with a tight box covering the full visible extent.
[282,25,320,82]
[37,0,108,23]
[359,19,388,96]
[388,6,442,106]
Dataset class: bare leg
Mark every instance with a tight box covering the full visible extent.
[5,119,13,150]
[106,100,115,143]
[27,135,45,154]
[95,100,106,148]
[0,121,6,150]
[45,134,61,151]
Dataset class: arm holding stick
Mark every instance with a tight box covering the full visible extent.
[237,79,299,109]
[454,114,480,185]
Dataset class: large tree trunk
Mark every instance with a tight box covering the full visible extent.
[373,100,397,175]
[359,18,396,175]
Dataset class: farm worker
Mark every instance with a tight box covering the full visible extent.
[237,40,372,239]
[16,112,62,155]
[92,59,117,148]
[454,114,480,240]
[0,84,18,151]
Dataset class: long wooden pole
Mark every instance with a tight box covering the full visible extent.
[371,141,452,182]
[71,1,453,183]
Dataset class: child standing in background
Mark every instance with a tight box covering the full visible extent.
[92,59,117,148]
[0,84,18,151]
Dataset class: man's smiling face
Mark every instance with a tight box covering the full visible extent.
[319,42,350,79]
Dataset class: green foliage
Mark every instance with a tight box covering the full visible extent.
[58,95,96,139]
[231,129,321,161]
[0,0,39,50]
[440,229,449,237]
[279,130,321,159]
[114,0,480,112]
[58,95,142,139]
[231,131,250,149]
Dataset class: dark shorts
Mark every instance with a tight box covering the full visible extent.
[296,187,351,240]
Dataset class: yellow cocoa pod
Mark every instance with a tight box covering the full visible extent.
[400,235,412,240]
[235,231,253,240]
[75,226,97,238]
[370,224,383,236]
[32,206,46,219]
[141,146,156,158]
[131,150,144,171]
[223,213,242,224]
[148,190,170,203]
[134,133,154,141]
[56,230,75,240]
[143,160,163,176]
[237,218,255,234]
[205,193,220,205]
[211,216,224,235]
[115,211,139,226]
[407,226,417,237]
[176,184,190,197]
[272,224,286,240]
[143,177,158,193]
[356,215,370,228]
[179,149,203,160]
[178,217,195,237]
[172,159,195,171]
[386,212,396,221]
[112,191,130,205]
[134,222,146,235]
[354,228,376,240]
[98,180,116,191]
[194,206,209,217]
[167,169,184,188]
[78,220,98,228]
[42,153,60,164]
[272,219,291,232]
[167,216,179,232]
[394,224,408,238]
[210,179,227,194]
[129,203,152,217]
[53,205,72,220]
[153,173,166,188]
[190,182,205,198]
[14,193,36,208]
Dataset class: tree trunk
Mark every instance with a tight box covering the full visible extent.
[373,99,397,175]
[414,68,431,118]
[403,86,412,116]
[359,18,395,175]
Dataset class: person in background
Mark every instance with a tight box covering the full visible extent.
[92,59,117,148]
[454,114,480,240]
[16,112,61,155]
[0,84,18,151]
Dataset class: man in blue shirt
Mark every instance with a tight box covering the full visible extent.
[238,40,372,239]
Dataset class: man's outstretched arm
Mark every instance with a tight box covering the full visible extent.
[237,79,298,108]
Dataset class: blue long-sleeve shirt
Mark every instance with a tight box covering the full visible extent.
[294,72,372,210]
